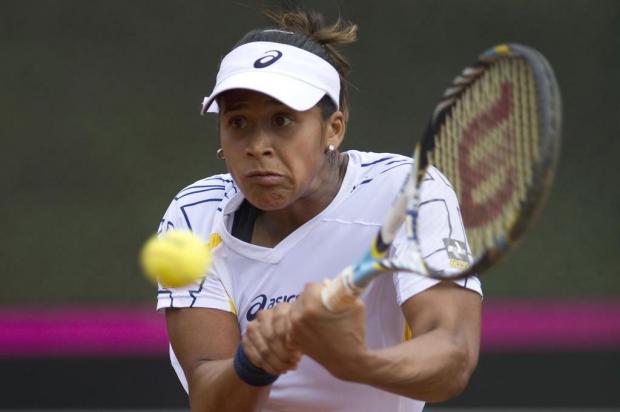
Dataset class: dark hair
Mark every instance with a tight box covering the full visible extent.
[233,9,357,120]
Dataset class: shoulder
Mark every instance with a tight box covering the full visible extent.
[321,151,411,224]
[343,150,460,198]
[172,174,238,205]
[347,150,412,173]
[159,173,240,237]
[345,150,412,194]
[419,165,459,204]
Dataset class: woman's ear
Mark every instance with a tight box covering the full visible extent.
[325,111,346,149]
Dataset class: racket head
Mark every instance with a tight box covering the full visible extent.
[414,43,562,280]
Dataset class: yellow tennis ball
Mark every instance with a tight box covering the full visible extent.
[140,230,212,288]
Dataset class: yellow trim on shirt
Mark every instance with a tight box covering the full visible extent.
[206,232,223,252]
[207,232,236,314]
[403,323,413,341]
[227,296,238,316]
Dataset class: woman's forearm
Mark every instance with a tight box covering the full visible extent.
[188,358,271,412]
[348,328,477,403]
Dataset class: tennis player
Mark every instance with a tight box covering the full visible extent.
[157,9,482,411]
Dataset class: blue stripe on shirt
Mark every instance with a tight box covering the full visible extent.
[175,187,226,200]
[361,156,396,167]
[180,198,223,230]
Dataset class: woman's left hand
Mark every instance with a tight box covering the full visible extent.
[242,302,302,376]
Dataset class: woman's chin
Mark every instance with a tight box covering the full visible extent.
[246,191,292,211]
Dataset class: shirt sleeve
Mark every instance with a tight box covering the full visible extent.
[156,270,233,312]
[155,198,234,313]
[393,167,482,305]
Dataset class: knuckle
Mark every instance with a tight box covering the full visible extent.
[302,283,314,294]
[246,321,257,335]
[303,305,321,320]
[263,333,277,346]
[289,313,303,332]
[257,346,271,358]
[277,302,291,313]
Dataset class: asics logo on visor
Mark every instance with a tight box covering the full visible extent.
[253,50,283,68]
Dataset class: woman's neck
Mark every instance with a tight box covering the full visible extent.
[251,153,349,248]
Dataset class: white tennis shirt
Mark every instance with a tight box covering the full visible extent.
[157,150,482,412]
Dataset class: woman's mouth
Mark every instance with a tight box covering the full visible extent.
[245,170,285,185]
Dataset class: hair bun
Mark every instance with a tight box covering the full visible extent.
[264,9,357,76]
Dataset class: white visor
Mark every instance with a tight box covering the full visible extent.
[201,41,340,114]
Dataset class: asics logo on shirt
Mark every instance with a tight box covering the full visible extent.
[246,293,298,321]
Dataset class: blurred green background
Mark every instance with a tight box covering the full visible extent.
[1,0,618,305]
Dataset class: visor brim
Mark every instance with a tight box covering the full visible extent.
[201,71,332,114]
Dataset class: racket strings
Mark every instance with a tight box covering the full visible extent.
[428,58,540,258]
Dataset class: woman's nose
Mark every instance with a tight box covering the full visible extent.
[245,128,274,158]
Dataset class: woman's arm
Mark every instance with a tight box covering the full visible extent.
[356,282,481,402]
[286,281,481,403]
[165,308,271,412]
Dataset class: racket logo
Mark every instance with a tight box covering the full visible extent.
[459,83,516,227]
[254,50,283,68]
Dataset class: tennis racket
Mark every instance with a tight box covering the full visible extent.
[321,43,562,312]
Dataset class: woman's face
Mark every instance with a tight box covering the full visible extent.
[218,89,343,211]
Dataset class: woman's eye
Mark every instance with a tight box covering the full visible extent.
[229,116,247,129]
[273,114,292,128]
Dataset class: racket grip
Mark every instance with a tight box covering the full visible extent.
[320,266,363,312]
